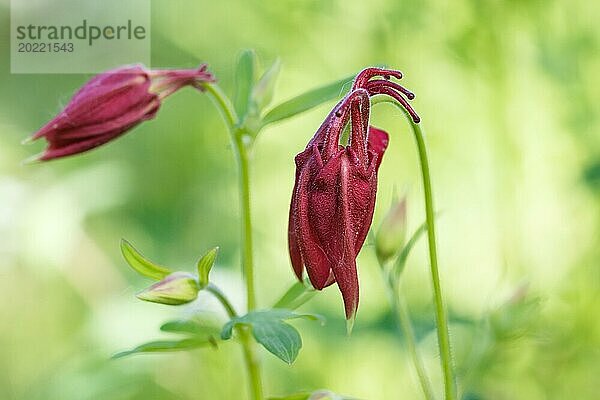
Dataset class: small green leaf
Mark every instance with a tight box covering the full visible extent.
[112,337,215,358]
[261,74,355,126]
[253,320,301,364]
[136,272,199,305]
[273,280,316,310]
[234,49,257,121]
[252,58,281,110]
[221,309,324,364]
[120,239,171,281]
[160,317,221,337]
[220,320,238,341]
[392,221,428,282]
[197,247,219,289]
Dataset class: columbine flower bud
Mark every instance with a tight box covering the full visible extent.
[136,272,199,305]
[375,197,407,265]
[27,64,214,161]
[288,67,418,320]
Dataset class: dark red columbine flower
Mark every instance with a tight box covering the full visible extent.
[288,67,419,320]
[27,64,215,161]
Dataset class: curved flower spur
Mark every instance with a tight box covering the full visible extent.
[288,67,419,321]
[26,64,214,161]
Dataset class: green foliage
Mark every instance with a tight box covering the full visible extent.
[234,49,258,122]
[120,239,172,281]
[221,309,324,364]
[252,58,281,110]
[121,240,220,305]
[261,75,355,126]
[160,317,221,337]
[391,221,428,282]
[197,246,219,289]
[114,316,221,359]
[583,159,600,192]
[454,285,543,397]
[232,53,350,137]
[112,337,216,359]
[273,280,316,310]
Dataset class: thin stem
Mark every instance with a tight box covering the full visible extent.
[235,133,257,311]
[373,97,457,399]
[240,330,264,400]
[204,83,257,310]
[411,122,456,400]
[388,287,436,400]
[206,283,238,318]
[203,83,237,128]
[204,83,264,400]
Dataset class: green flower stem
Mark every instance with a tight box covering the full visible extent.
[204,83,264,400]
[234,132,257,311]
[239,329,263,400]
[411,121,456,400]
[374,97,457,400]
[206,283,238,318]
[389,286,436,400]
[204,84,237,127]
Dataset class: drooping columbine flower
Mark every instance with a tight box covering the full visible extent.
[288,67,419,320]
[27,64,215,161]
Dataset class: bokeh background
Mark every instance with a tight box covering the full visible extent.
[1,0,599,399]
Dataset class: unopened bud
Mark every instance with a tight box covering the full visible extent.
[375,197,407,265]
[136,272,199,305]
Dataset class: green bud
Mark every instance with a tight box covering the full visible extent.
[136,272,199,305]
[309,390,346,400]
[252,58,281,110]
[197,247,219,289]
[375,197,407,265]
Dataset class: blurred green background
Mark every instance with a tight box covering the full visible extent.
[1,0,599,399]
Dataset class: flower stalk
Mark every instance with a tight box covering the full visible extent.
[235,132,258,311]
[372,96,456,400]
[204,82,264,400]
[411,121,456,400]
[389,288,436,400]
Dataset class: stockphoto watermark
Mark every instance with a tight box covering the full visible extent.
[11,0,150,73]
[15,20,147,47]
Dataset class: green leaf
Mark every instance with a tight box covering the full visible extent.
[273,280,316,310]
[252,58,281,110]
[234,49,257,121]
[261,74,355,126]
[392,221,428,281]
[221,309,324,364]
[112,337,215,358]
[197,247,219,289]
[254,320,301,365]
[120,239,171,281]
[136,272,199,305]
[160,317,221,337]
